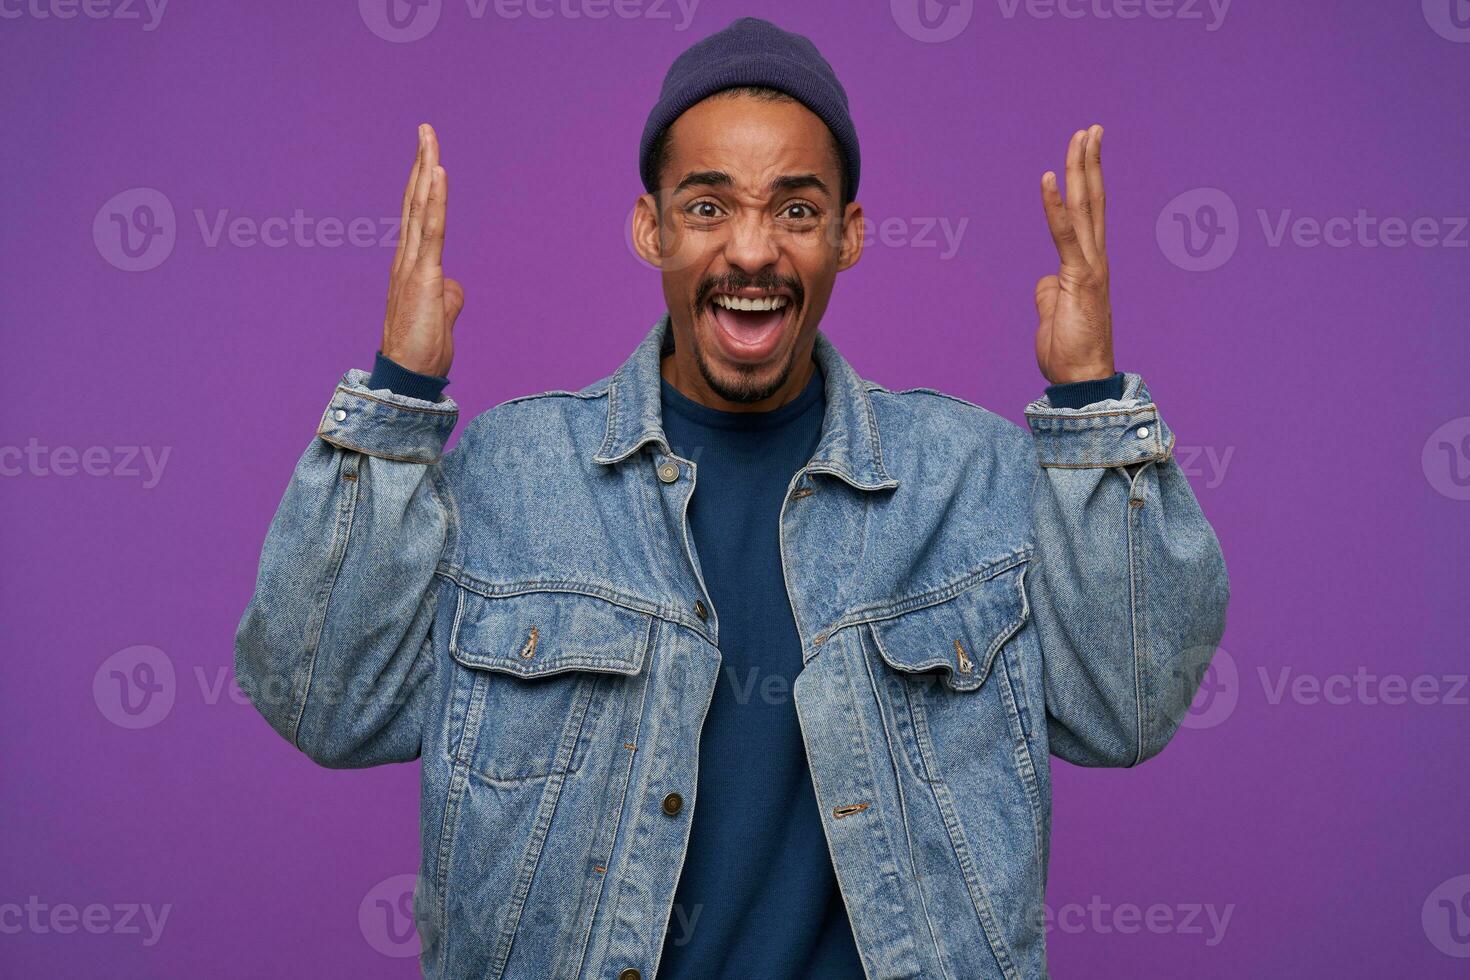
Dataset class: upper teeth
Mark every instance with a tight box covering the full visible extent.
[713,294,788,312]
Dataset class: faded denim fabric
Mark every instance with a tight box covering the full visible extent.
[235,313,1229,979]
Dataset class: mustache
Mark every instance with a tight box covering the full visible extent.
[695,272,803,311]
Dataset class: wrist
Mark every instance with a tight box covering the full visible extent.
[368,350,450,402]
[1045,362,1115,385]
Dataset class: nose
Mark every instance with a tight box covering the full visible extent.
[722,209,780,275]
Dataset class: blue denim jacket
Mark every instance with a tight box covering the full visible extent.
[235,313,1228,979]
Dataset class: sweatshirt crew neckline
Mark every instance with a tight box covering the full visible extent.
[658,363,825,432]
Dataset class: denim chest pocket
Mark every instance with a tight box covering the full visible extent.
[447,587,654,784]
[865,560,1037,780]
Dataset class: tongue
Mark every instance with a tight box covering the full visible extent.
[713,304,784,345]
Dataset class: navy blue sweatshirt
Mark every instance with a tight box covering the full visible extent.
[653,360,865,978]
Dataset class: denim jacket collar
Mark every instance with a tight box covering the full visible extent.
[593,313,899,491]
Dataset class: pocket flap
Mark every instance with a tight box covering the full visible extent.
[867,562,1029,691]
[451,588,653,679]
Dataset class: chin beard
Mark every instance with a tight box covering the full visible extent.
[691,334,795,405]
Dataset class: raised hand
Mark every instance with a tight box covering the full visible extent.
[1035,124,1115,386]
[381,123,462,378]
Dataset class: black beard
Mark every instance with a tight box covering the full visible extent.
[691,332,797,404]
[688,270,805,403]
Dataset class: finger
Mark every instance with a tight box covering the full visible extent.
[1085,124,1106,253]
[1063,128,1098,264]
[404,123,440,267]
[418,165,447,271]
[1040,171,1087,268]
[391,126,426,283]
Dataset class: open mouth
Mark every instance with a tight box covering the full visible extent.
[702,291,794,363]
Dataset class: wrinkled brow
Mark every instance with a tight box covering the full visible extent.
[674,171,831,198]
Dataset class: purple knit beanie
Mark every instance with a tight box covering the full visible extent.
[638,16,860,201]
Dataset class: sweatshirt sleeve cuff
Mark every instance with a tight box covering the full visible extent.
[1043,372,1125,409]
[366,350,450,404]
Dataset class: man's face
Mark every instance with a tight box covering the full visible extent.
[633,93,863,405]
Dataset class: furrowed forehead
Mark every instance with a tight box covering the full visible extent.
[655,93,846,202]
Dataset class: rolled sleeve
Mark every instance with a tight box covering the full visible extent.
[1024,372,1173,469]
[315,368,458,464]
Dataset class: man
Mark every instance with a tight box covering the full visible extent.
[235,16,1228,980]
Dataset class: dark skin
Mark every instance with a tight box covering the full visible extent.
[632,95,864,411]
[381,111,1114,410]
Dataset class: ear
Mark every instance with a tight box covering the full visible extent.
[836,200,865,272]
[631,193,664,268]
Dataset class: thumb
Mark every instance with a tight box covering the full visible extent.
[1034,275,1059,321]
[444,277,465,330]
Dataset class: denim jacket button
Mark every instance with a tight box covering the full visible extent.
[693,599,708,621]
[618,969,642,980]
[657,461,680,483]
[333,409,347,422]
[1136,426,1150,439]
[661,792,683,816]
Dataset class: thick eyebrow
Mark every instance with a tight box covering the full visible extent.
[672,170,832,199]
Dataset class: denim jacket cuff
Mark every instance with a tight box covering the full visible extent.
[1023,372,1173,469]
[315,367,459,464]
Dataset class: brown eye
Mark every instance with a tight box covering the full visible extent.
[688,201,723,219]
[783,203,818,221]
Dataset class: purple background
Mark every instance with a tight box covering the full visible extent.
[3,0,1468,976]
